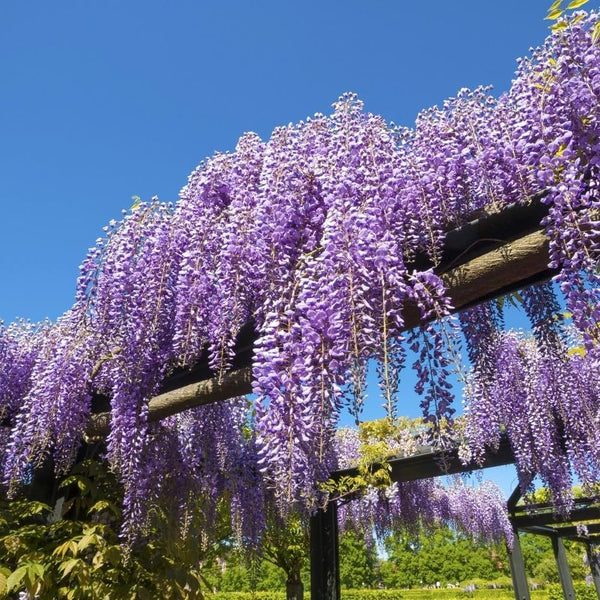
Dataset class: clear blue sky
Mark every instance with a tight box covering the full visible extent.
[0,0,560,324]
[0,1,572,493]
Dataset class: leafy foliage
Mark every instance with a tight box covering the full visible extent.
[382,526,509,588]
[0,457,225,599]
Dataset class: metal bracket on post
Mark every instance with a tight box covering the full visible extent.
[552,536,575,600]
[507,526,531,600]
[310,500,340,600]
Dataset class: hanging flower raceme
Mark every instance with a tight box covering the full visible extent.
[463,329,600,514]
[335,427,513,547]
[2,307,97,494]
[2,11,600,540]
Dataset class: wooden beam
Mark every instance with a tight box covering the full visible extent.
[512,506,600,529]
[552,536,576,600]
[310,501,340,600]
[585,543,600,600]
[85,367,253,440]
[84,226,552,439]
[508,527,531,600]
[332,434,514,484]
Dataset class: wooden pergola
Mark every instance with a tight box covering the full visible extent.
[506,487,600,600]
[40,195,600,599]
[312,436,516,600]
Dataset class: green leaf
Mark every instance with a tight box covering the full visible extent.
[58,475,78,489]
[566,0,589,9]
[549,0,562,9]
[88,500,110,513]
[26,562,45,580]
[545,8,563,19]
[551,20,569,31]
[103,545,122,566]
[593,20,600,44]
[6,565,27,592]
[59,558,82,578]
[19,501,52,518]
[53,540,79,558]
[77,533,101,551]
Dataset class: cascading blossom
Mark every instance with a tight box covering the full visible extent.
[463,328,600,515]
[335,427,513,547]
[0,11,600,542]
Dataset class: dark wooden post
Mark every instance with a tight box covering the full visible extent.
[586,543,600,600]
[507,527,531,600]
[310,501,340,600]
[551,536,575,600]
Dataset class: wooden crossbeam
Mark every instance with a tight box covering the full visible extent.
[332,434,514,484]
[512,505,600,529]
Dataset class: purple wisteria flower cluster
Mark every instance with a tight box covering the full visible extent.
[1,11,600,544]
[462,327,600,515]
[338,478,513,548]
[335,427,513,547]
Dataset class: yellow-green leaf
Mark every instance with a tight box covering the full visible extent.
[6,566,27,592]
[566,0,589,9]
[103,545,121,566]
[59,558,82,578]
[546,8,564,19]
[593,20,600,44]
[77,533,100,551]
[26,562,45,580]
[551,20,569,31]
[89,500,110,513]
[53,540,78,558]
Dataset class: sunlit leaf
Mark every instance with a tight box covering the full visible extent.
[59,558,82,578]
[546,8,564,20]
[593,20,600,44]
[6,566,27,592]
[566,0,589,9]
[53,540,79,558]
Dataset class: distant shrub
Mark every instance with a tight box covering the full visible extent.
[547,582,596,600]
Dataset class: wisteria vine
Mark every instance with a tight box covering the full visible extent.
[1,11,600,546]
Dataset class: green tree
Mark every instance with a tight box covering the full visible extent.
[382,525,509,588]
[339,529,377,589]
[260,511,309,600]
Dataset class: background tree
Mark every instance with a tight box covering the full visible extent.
[338,529,377,589]
[382,525,509,588]
[260,511,309,600]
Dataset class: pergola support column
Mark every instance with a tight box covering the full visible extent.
[586,543,600,600]
[552,536,575,600]
[310,501,340,600]
[508,527,531,600]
